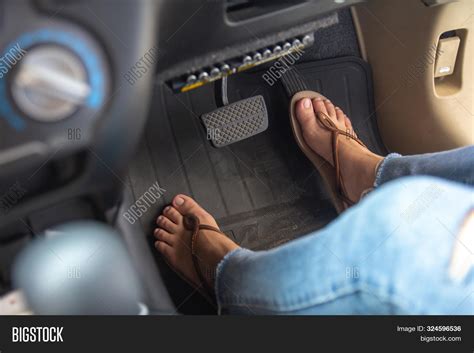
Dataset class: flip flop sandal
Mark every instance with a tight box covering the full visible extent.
[180,214,227,304]
[290,91,367,213]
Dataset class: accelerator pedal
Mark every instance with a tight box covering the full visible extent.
[201,77,268,148]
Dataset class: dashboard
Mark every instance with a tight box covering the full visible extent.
[0,0,361,229]
[0,0,159,230]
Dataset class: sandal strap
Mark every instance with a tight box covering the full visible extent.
[183,214,223,298]
[316,111,366,148]
[316,112,366,207]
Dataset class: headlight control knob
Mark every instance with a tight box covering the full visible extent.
[11,45,91,122]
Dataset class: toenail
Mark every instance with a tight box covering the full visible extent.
[164,206,170,211]
[158,216,163,221]
[314,97,322,101]
[303,98,311,109]
[175,197,184,206]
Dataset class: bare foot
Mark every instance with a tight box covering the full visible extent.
[295,97,383,203]
[153,194,239,289]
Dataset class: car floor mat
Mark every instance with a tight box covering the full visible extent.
[127,56,386,313]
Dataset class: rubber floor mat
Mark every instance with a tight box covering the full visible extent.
[127,56,386,313]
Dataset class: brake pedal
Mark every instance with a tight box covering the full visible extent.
[201,77,268,148]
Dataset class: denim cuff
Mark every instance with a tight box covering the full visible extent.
[214,247,248,314]
[374,153,403,188]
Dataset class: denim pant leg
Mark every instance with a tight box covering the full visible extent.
[215,176,474,314]
[375,146,474,187]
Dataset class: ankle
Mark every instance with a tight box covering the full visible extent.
[356,153,383,197]
[195,231,239,268]
[339,142,382,202]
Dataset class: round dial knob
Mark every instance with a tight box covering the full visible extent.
[11,45,91,122]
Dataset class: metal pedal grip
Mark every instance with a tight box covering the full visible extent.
[201,95,268,148]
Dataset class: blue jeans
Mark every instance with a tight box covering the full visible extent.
[214,146,474,314]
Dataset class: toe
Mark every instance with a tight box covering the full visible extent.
[172,194,219,228]
[344,115,358,138]
[154,241,175,261]
[312,97,328,117]
[173,194,208,217]
[344,116,353,131]
[335,107,346,123]
[156,215,178,233]
[324,99,337,120]
[153,228,175,245]
[163,206,182,224]
[295,98,318,133]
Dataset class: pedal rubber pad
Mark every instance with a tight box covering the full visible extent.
[201,95,268,148]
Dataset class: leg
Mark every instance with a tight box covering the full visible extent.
[293,97,474,202]
[294,97,383,203]
[153,196,239,291]
[375,146,474,187]
[153,97,473,314]
[215,177,473,314]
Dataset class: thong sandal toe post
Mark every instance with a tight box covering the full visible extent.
[290,91,367,213]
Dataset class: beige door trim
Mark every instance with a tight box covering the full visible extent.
[352,0,473,154]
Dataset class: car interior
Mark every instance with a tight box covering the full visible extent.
[0,0,472,314]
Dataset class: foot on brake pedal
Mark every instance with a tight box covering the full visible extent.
[201,78,268,148]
